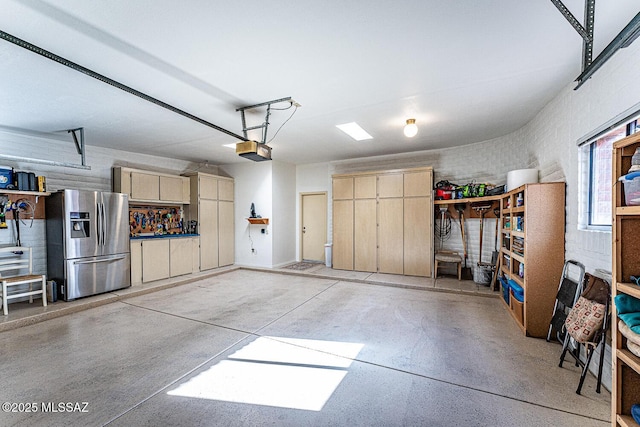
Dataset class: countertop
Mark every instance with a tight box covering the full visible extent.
[130,233,199,240]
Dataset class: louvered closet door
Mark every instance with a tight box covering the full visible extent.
[378,198,403,274]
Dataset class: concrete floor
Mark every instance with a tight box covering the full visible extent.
[0,268,610,426]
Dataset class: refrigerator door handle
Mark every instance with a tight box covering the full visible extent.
[96,202,102,246]
[100,202,106,247]
[73,255,127,265]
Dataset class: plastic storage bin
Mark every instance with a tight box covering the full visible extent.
[619,171,640,206]
[508,280,524,302]
[0,167,12,189]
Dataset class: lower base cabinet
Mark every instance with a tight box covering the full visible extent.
[131,237,198,284]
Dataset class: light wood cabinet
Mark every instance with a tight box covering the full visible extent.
[354,175,376,199]
[170,238,193,277]
[332,167,433,277]
[378,198,404,274]
[131,171,160,201]
[131,237,198,284]
[354,199,377,272]
[219,200,235,266]
[499,182,565,338]
[186,172,235,271]
[199,198,219,270]
[333,177,354,200]
[332,199,354,270]
[404,197,432,276]
[377,173,403,198]
[612,132,640,426]
[113,167,190,204]
[160,175,185,203]
[130,240,142,285]
[142,239,170,282]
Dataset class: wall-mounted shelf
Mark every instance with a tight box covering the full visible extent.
[0,190,50,197]
[247,218,269,225]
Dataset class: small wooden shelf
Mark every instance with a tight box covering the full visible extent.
[617,414,640,427]
[247,217,269,225]
[618,282,640,300]
[618,349,640,374]
[433,194,502,205]
[0,189,50,197]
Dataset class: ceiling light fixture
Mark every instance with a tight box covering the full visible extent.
[404,119,418,138]
[336,122,373,141]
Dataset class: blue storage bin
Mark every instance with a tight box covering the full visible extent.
[508,280,524,302]
[500,277,510,304]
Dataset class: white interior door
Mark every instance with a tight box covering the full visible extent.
[301,193,327,262]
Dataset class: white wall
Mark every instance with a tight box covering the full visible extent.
[219,161,273,267]
[272,161,297,267]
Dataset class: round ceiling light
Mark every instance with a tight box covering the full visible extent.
[404,118,418,138]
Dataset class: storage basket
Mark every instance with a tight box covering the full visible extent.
[619,171,640,206]
[473,265,492,285]
[509,289,524,325]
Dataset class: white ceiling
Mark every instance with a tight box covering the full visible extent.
[1,0,639,165]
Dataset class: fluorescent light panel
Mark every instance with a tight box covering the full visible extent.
[336,122,372,141]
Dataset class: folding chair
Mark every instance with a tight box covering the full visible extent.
[547,260,585,343]
[558,273,610,395]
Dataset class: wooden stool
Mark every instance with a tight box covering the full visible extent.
[434,251,462,280]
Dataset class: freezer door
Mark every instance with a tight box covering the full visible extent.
[64,189,100,259]
[99,192,130,256]
[63,254,131,300]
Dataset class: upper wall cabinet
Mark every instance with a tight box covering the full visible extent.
[113,167,190,204]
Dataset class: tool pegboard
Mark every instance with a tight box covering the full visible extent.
[129,205,183,236]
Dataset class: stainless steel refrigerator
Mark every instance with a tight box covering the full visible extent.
[46,189,131,301]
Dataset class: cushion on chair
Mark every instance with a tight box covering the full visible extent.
[434,253,462,263]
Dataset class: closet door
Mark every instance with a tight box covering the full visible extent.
[404,197,431,276]
[218,201,235,267]
[199,199,219,270]
[354,199,377,272]
[378,198,403,274]
[332,199,354,270]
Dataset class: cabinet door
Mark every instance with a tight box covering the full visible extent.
[131,172,160,200]
[200,174,218,200]
[333,177,354,200]
[200,199,219,270]
[354,199,377,272]
[113,167,132,196]
[142,239,170,282]
[354,175,376,199]
[404,197,432,277]
[130,241,142,285]
[182,177,191,204]
[218,201,235,266]
[218,179,234,201]
[192,237,200,273]
[377,174,403,198]
[332,199,353,270]
[404,170,432,197]
[160,175,184,202]
[170,238,193,277]
[378,198,403,274]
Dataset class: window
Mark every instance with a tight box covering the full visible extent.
[583,119,639,228]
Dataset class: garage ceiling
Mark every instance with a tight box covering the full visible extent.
[1,0,638,165]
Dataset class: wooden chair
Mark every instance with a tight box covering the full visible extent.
[434,251,462,280]
[0,246,47,315]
